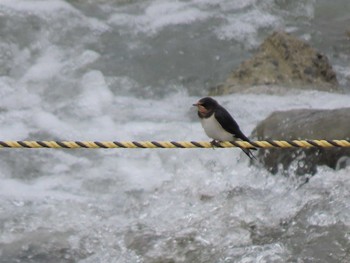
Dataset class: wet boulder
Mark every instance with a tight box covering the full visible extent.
[210,31,340,95]
[251,108,350,175]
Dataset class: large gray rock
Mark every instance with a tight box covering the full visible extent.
[210,31,340,95]
[251,108,350,175]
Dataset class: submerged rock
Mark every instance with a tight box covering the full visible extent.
[124,224,216,263]
[251,108,350,175]
[0,230,89,263]
[210,31,340,95]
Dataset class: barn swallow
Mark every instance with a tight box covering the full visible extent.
[193,97,256,159]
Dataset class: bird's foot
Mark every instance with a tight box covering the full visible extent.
[210,140,222,149]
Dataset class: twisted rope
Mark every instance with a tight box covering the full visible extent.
[0,140,349,149]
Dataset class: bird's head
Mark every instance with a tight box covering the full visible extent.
[193,97,218,117]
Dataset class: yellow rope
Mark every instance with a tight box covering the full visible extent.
[0,140,350,149]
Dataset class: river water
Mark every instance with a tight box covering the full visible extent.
[0,0,350,262]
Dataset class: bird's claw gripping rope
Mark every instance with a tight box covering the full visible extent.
[210,140,221,149]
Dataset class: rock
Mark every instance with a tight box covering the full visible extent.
[251,108,350,175]
[210,31,340,95]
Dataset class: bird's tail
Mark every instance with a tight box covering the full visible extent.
[235,131,257,160]
[242,148,257,160]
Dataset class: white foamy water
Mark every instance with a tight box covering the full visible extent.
[1,0,350,262]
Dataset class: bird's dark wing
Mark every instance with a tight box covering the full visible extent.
[214,105,250,141]
[215,105,257,159]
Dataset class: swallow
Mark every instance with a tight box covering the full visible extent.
[193,97,256,159]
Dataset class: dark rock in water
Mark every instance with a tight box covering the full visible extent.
[346,30,350,39]
[251,108,350,175]
[210,31,340,95]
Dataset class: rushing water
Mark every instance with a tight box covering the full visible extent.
[0,0,350,262]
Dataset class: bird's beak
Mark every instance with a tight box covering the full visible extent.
[193,102,199,107]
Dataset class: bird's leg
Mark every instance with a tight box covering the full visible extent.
[210,139,221,149]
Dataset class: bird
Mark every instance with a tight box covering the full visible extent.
[193,97,256,159]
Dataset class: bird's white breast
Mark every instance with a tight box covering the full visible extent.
[200,114,233,141]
